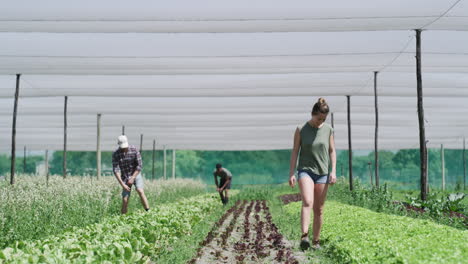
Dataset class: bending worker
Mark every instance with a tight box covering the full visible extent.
[112,135,150,214]
[213,163,232,205]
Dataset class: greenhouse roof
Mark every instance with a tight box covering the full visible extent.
[0,0,467,151]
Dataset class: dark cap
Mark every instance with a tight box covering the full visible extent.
[215,163,222,169]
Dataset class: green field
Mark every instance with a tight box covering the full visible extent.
[1,176,467,263]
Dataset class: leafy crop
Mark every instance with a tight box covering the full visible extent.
[0,194,219,263]
[284,200,468,264]
[0,176,206,249]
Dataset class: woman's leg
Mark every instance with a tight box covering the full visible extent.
[312,183,329,242]
[299,175,315,235]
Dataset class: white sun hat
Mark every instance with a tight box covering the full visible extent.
[117,135,129,149]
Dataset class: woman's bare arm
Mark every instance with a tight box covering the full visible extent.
[289,127,301,187]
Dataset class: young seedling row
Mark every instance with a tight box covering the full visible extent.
[189,200,304,264]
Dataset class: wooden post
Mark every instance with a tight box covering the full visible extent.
[96,114,101,180]
[415,29,428,201]
[10,74,20,185]
[45,150,49,186]
[426,143,430,193]
[122,125,125,135]
[374,71,380,188]
[140,134,143,152]
[368,162,373,186]
[163,145,167,180]
[347,95,353,191]
[172,149,176,179]
[63,96,68,179]
[331,112,334,129]
[152,139,156,180]
[23,146,26,174]
[463,137,466,190]
[441,144,445,191]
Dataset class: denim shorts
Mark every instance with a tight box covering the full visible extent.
[122,173,144,197]
[297,170,329,184]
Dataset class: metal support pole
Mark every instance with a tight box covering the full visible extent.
[426,143,430,194]
[23,146,26,174]
[415,29,428,200]
[441,144,445,191]
[45,150,49,186]
[172,149,176,179]
[122,125,125,135]
[63,96,68,179]
[331,112,334,129]
[374,71,380,188]
[96,114,101,180]
[347,95,353,191]
[463,137,466,190]
[163,145,167,180]
[140,134,143,152]
[10,74,20,185]
[152,140,156,180]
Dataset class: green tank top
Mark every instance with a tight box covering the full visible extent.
[297,122,333,175]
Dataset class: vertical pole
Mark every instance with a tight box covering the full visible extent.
[347,95,353,191]
[152,139,156,180]
[140,134,143,152]
[96,114,101,180]
[172,149,176,179]
[122,125,125,135]
[139,134,144,178]
[10,74,20,185]
[415,29,427,201]
[427,144,430,193]
[163,145,167,180]
[63,96,68,179]
[441,144,445,191]
[331,112,334,129]
[368,162,373,186]
[374,71,380,188]
[23,146,26,174]
[45,149,49,186]
[463,137,466,190]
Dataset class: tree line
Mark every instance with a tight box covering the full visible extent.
[0,148,465,190]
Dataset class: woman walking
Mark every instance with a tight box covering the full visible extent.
[288,98,337,250]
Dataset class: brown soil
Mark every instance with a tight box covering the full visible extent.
[279,193,302,205]
[188,200,307,264]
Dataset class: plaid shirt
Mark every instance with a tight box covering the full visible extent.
[112,145,142,182]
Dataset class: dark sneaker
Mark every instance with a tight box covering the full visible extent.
[300,233,310,251]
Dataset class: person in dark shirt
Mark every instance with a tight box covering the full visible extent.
[213,163,232,205]
[112,135,150,214]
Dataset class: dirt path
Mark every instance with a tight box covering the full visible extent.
[188,200,307,264]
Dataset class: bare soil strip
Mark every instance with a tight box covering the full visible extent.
[189,200,306,264]
[279,193,302,205]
